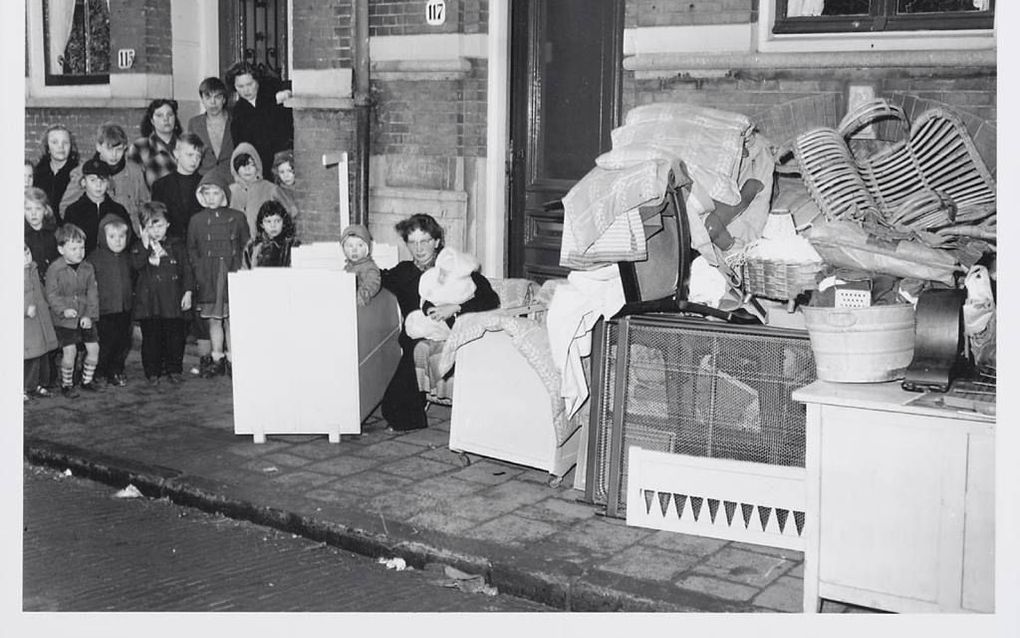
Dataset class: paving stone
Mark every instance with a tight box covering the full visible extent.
[462,513,561,546]
[728,541,804,562]
[269,471,335,490]
[482,480,560,509]
[227,442,292,458]
[597,545,701,582]
[351,439,427,460]
[674,574,759,602]
[405,510,478,535]
[409,475,486,500]
[302,455,378,477]
[516,497,598,525]
[374,456,455,481]
[302,485,368,509]
[324,470,416,497]
[394,427,452,447]
[447,460,523,485]
[278,442,349,460]
[640,530,730,556]
[364,489,440,519]
[786,562,804,578]
[240,458,289,475]
[418,446,465,466]
[261,452,314,468]
[691,547,794,588]
[557,518,653,554]
[752,575,803,612]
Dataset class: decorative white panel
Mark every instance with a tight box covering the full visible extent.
[625,447,807,551]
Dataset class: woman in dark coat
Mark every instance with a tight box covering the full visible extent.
[225,62,294,171]
[380,213,499,431]
[32,124,80,221]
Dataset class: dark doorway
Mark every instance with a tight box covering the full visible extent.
[218,0,288,80]
[507,0,623,281]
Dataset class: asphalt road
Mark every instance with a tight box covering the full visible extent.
[21,463,554,613]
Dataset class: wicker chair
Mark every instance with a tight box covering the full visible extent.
[413,277,542,406]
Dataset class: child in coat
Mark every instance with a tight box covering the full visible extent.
[59,122,149,235]
[25,245,58,401]
[242,200,300,269]
[404,247,481,341]
[339,223,381,307]
[45,223,101,398]
[187,170,250,378]
[62,158,134,255]
[25,187,59,281]
[86,215,134,386]
[132,202,194,384]
[228,142,276,238]
[269,149,300,219]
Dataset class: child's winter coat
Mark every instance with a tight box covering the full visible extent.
[25,221,59,282]
[340,224,381,306]
[86,213,134,315]
[228,142,276,238]
[188,171,250,308]
[62,193,133,256]
[131,234,193,320]
[45,258,99,330]
[25,261,58,359]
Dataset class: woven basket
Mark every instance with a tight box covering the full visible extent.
[781,100,996,229]
[741,258,823,301]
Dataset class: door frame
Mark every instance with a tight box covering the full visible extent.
[501,0,624,279]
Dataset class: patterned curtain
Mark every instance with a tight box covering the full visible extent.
[54,0,109,76]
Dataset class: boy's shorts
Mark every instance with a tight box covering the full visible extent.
[54,325,98,348]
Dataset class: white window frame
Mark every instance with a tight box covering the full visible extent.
[756,0,996,53]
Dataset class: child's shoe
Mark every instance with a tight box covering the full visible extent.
[61,385,79,399]
[203,357,226,378]
[109,374,127,387]
[80,381,101,393]
[225,360,232,377]
[165,373,183,384]
[28,386,52,399]
[196,355,214,377]
[146,376,161,386]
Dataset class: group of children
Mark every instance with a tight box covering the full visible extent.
[24,85,303,401]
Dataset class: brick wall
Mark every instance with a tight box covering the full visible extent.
[371,58,487,164]
[369,0,488,36]
[109,0,172,74]
[292,108,357,241]
[25,107,146,164]
[292,0,353,69]
[626,0,755,27]
[623,68,996,172]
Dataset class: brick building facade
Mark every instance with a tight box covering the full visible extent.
[24,0,996,274]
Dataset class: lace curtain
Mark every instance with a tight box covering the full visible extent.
[46,0,110,77]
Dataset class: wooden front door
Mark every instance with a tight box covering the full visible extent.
[218,0,288,81]
[507,0,623,281]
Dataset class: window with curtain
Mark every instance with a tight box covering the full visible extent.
[774,1,994,34]
[43,0,110,85]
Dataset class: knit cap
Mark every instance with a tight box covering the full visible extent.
[340,224,373,255]
[81,158,112,179]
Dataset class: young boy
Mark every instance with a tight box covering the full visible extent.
[132,202,193,385]
[61,158,133,255]
[228,142,276,238]
[187,170,250,378]
[340,224,381,307]
[86,215,134,387]
[151,132,206,241]
[242,200,300,269]
[60,122,149,236]
[187,76,235,177]
[45,224,101,398]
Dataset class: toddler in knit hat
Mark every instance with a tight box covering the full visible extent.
[404,247,479,341]
[340,223,381,306]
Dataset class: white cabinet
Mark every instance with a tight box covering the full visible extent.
[793,381,994,613]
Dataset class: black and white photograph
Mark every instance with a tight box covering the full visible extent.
[6,0,1017,633]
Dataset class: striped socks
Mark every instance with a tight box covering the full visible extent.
[82,358,97,385]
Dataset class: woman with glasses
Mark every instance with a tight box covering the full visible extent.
[379,213,499,432]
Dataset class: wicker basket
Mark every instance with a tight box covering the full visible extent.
[741,258,823,301]
[781,100,996,229]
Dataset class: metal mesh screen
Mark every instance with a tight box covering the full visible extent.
[588,316,815,516]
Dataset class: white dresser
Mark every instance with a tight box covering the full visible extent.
[793,380,994,613]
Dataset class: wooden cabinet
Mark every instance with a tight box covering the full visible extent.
[793,381,994,613]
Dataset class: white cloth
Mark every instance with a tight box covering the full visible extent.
[418,247,478,307]
[404,310,451,341]
[546,266,625,418]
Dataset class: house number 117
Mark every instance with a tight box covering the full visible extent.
[426,0,446,26]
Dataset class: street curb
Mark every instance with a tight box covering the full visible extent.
[24,438,752,613]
